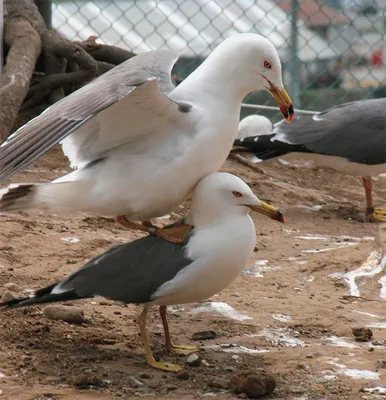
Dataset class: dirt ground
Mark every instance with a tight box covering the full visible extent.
[1,147,386,400]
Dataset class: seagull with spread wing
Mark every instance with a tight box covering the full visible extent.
[0,33,293,243]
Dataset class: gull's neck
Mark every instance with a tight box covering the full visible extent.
[185,204,249,229]
[173,50,253,106]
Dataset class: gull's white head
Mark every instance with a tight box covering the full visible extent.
[188,172,284,226]
[195,33,294,122]
[238,115,273,141]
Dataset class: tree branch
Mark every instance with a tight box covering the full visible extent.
[0,18,42,140]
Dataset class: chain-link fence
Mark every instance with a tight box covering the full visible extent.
[48,0,386,121]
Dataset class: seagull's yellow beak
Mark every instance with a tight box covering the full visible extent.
[267,81,294,123]
[248,201,284,223]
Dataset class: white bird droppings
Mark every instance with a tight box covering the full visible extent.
[324,336,359,349]
[60,237,80,243]
[336,369,380,380]
[352,310,383,319]
[379,275,386,299]
[261,327,305,347]
[191,302,251,321]
[361,387,386,394]
[329,252,386,297]
[203,343,268,354]
[272,313,293,322]
[366,322,386,329]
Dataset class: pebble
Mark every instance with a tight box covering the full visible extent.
[166,384,178,391]
[175,370,190,380]
[138,372,152,379]
[192,330,217,341]
[43,305,85,324]
[208,377,229,390]
[229,369,276,398]
[372,340,386,346]
[377,360,386,368]
[186,353,201,367]
[352,327,373,342]
[1,291,16,303]
[127,375,144,388]
[71,373,104,388]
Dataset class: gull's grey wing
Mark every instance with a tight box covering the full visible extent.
[54,232,195,304]
[0,49,185,179]
[273,98,386,165]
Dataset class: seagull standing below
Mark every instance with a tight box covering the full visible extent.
[0,172,284,372]
[0,33,293,243]
[233,99,386,222]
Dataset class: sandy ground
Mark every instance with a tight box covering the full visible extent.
[1,147,386,400]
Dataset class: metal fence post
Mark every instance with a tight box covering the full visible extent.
[35,0,52,29]
[0,0,3,76]
[289,0,301,108]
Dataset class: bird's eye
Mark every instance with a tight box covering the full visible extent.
[264,60,272,69]
[232,191,242,198]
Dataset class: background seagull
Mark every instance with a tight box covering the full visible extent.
[233,99,386,221]
[0,33,293,243]
[0,172,284,372]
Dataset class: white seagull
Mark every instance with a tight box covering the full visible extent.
[0,33,293,243]
[1,172,284,371]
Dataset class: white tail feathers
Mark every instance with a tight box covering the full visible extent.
[0,181,91,213]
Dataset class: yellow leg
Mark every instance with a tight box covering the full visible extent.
[159,305,199,355]
[362,177,386,222]
[138,306,183,372]
[117,216,192,243]
[370,208,386,222]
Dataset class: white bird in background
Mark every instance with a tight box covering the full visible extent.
[237,114,274,141]
[1,172,284,372]
[0,33,293,243]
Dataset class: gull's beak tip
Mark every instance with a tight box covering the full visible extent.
[267,81,295,123]
[275,209,285,224]
[284,104,295,123]
[249,202,285,224]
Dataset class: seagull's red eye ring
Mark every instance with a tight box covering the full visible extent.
[264,60,272,69]
[232,191,243,198]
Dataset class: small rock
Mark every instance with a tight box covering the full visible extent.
[377,360,386,368]
[372,340,386,346]
[192,330,217,341]
[208,377,229,390]
[127,375,144,388]
[1,291,16,303]
[201,359,214,367]
[229,369,276,398]
[71,373,104,388]
[352,327,373,342]
[3,283,22,292]
[306,354,313,359]
[166,385,178,391]
[225,366,236,372]
[113,311,122,315]
[138,372,152,379]
[186,353,201,367]
[175,370,190,380]
[43,305,85,324]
